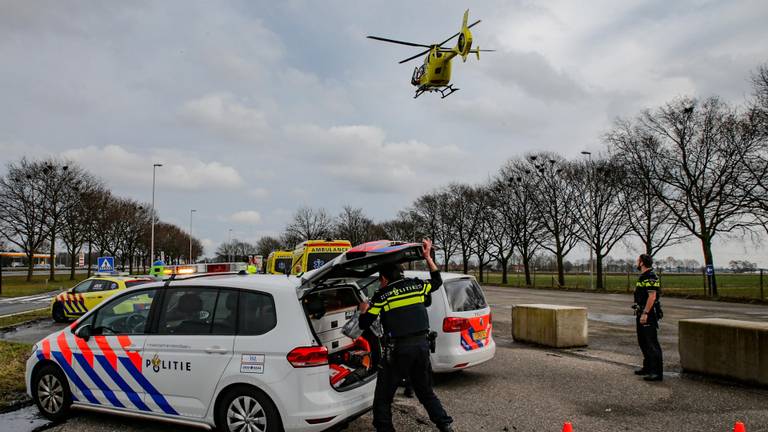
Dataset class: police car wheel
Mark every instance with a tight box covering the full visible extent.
[216,387,280,432]
[32,364,72,421]
[52,303,67,323]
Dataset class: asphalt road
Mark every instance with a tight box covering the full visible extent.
[1,269,88,276]
[3,286,768,432]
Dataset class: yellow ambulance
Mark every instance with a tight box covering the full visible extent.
[291,239,352,274]
[265,250,293,274]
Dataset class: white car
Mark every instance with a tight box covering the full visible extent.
[25,241,494,431]
[406,271,495,372]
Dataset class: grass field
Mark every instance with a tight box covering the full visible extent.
[0,274,88,297]
[0,340,32,408]
[475,271,767,300]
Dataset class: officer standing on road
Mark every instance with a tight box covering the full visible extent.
[359,239,454,432]
[633,254,664,381]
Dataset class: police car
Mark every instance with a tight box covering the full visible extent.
[25,242,435,431]
[51,275,154,323]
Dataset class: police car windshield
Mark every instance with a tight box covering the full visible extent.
[307,253,342,271]
[446,278,488,312]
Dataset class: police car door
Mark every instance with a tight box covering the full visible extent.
[143,287,237,418]
[69,288,159,413]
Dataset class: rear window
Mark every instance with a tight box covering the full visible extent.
[275,258,292,273]
[445,278,488,312]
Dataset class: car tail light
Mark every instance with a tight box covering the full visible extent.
[287,346,328,367]
[442,317,471,333]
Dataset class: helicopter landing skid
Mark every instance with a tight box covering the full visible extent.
[414,84,460,99]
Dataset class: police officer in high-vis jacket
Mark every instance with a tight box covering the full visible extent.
[633,254,664,381]
[359,239,453,432]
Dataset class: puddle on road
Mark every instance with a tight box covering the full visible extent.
[0,320,68,344]
[588,313,635,325]
[0,405,52,432]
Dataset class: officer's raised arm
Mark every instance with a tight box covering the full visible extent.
[422,238,443,293]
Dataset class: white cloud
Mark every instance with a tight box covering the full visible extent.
[229,210,262,225]
[181,93,269,143]
[61,145,244,190]
[286,124,465,193]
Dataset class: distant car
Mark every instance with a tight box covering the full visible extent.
[55,264,66,269]
[34,264,50,269]
[50,275,154,323]
[11,262,23,268]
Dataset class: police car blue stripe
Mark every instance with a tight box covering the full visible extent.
[36,350,45,362]
[94,355,151,412]
[73,353,125,409]
[51,351,100,405]
[119,357,178,415]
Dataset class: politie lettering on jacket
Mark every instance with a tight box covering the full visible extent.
[146,353,191,373]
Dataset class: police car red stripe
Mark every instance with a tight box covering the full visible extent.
[94,336,119,370]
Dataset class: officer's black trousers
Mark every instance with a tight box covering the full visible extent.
[636,320,663,375]
[372,341,452,431]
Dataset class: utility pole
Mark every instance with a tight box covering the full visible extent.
[581,151,594,290]
[150,163,163,264]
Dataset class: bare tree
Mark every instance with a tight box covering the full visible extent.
[60,175,103,279]
[497,159,544,286]
[445,184,482,274]
[285,207,333,245]
[629,97,760,296]
[0,158,51,281]
[567,155,633,290]
[381,210,422,242]
[526,153,579,287]
[608,122,684,257]
[334,206,375,246]
[411,190,459,271]
[742,64,768,233]
[256,236,285,258]
[471,186,496,283]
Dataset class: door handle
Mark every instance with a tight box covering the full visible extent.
[205,346,230,354]
[125,345,142,352]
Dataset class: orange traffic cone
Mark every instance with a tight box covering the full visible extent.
[562,422,573,432]
[734,421,746,432]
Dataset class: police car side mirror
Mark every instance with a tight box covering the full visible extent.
[74,324,93,341]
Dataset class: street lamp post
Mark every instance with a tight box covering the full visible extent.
[150,163,163,264]
[580,151,594,290]
[189,209,197,264]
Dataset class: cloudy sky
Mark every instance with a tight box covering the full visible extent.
[2,1,768,264]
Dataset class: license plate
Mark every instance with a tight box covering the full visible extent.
[472,330,487,341]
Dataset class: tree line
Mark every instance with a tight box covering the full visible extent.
[251,63,768,296]
[0,158,202,281]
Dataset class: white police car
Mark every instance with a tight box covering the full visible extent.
[25,242,428,432]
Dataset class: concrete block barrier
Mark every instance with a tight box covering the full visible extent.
[679,318,768,386]
[511,304,588,348]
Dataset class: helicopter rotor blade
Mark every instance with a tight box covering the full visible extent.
[398,48,432,64]
[437,19,482,47]
[367,36,432,48]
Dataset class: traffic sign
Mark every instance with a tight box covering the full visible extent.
[97,256,115,272]
[706,265,714,276]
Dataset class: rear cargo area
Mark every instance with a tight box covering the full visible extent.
[302,285,378,390]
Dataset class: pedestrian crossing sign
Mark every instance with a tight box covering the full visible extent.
[97,257,115,273]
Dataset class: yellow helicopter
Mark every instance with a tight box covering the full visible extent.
[368,10,494,99]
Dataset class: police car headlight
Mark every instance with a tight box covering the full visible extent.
[30,343,38,358]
